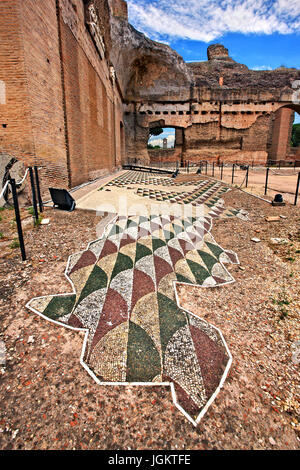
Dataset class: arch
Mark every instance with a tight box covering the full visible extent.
[146,123,185,166]
[268,104,300,162]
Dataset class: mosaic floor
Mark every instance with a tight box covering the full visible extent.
[98,172,248,221]
[27,171,248,426]
[98,170,198,187]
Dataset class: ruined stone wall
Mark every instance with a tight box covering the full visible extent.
[269,107,297,162]
[0,1,36,165]
[115,30,300,166]
[49,0,123,187]
[0,0,124,192]
[123,100,279,165]
[148,148,182,164]
[21,0,70,189]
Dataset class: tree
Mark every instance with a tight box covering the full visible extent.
[291,123,300,147]
[149,127,163,137]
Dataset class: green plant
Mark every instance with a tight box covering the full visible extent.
[280,307,289,320]
[272,289,291,320]
[10,239,20,249]
[0,232,3,239]
[27,206,42,226]
[34,214,43,227]
[291,123,300,147]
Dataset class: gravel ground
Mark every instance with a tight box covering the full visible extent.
[0,187,299,450]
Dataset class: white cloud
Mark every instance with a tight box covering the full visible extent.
[149,134,175,147]
[251,65,274,70]
[127,0,300,42]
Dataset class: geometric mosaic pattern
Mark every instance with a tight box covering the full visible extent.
[135,181,247,220]
[99,172,248,221]
[135,181,229,205]
[26,212,240,426]
[98,170,207,188]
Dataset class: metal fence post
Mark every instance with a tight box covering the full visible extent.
[264,167,269,195]
[10,178,26,261]
[220,162,223,181]
[245,166,249,188]
[34,166,43,213]
[294,172,300,206]
[212,162,215,177]
[231,164,235,185]
[29,166,39,224]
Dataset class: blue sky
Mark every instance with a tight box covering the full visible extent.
[149,128,175,148]
[128,0,300,130]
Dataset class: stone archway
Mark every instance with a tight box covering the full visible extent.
[268,104,300,163]
[124,115,189,165]
[147,125,184,165]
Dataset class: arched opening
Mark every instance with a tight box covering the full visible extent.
[147,127,175,150]
[146,125,184,166]
[269,104,300,163]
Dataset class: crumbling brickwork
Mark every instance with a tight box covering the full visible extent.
[0,1,36,163]
[0,0,299,193]
[112,26,300,166]
[0,0,124,193]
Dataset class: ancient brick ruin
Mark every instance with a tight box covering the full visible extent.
[0,0,299,190]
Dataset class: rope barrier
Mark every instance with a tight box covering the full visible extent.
[237,172,247,189]
[0,167,30,204]
[16,168,29,186]
[0,180,9,200]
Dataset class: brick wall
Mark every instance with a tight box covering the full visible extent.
[59,16,115,187]
[0,0,35,162]
[148,148,182,163]
[21,0,69,192]
[0,0,124,195]
[269,107,294,161]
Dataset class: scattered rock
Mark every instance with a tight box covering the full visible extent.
[251,237,261,243]
[265,216,281,222]
[41,218,50,225]
[270,238,289,245]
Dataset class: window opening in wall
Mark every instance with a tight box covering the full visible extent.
[147,127,175,149]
